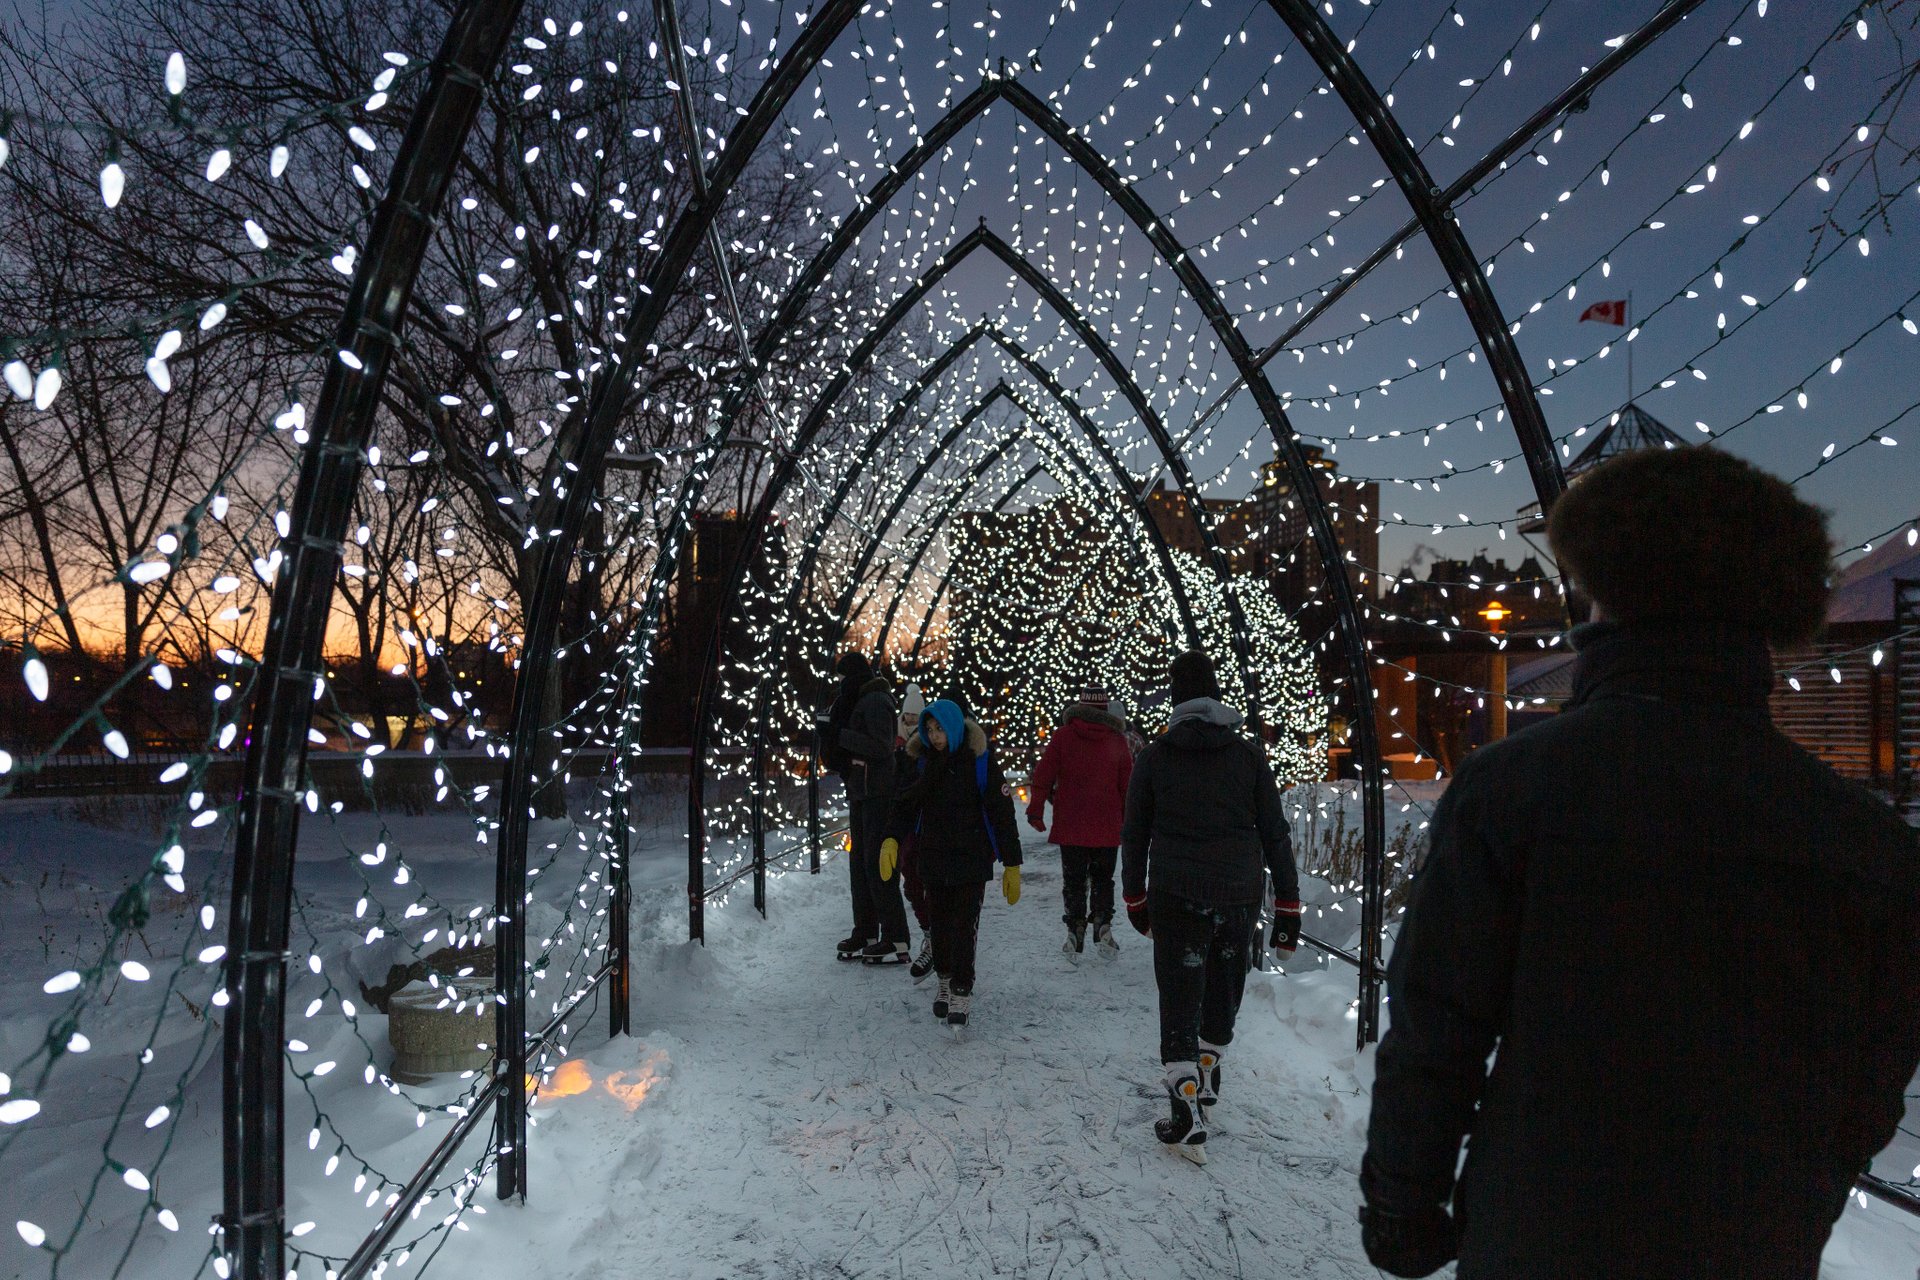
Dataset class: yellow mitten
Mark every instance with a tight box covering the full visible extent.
[878,838,899,882]
[1001,865,1021,905]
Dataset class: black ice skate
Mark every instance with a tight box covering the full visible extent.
[1091,918,1119,954]
[946,988,971,1039]
[1155,1064,1208,1164]
[933,975,950,1021]
[863,940,910,965]
[909,936,935,983]
[836,933,874,962]
[1063,921,1085,957]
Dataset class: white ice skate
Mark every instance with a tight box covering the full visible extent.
[1155,1064,1208,1164]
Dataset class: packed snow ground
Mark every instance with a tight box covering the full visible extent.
[2,788,1918,1278]
[437,835,1385,1279]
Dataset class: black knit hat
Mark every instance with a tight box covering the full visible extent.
[1168,650,1221,706]
[834,651,872,682]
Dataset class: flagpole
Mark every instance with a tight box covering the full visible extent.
[1625,290,1634,409]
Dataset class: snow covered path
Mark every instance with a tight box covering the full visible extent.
[438,831,1384,1279]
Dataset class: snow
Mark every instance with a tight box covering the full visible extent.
[432,836,1383,1279]
[1,789,1917,1278]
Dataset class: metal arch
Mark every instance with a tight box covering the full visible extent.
[1260,0,1566,513]
[859,379,1169,663]
[906,465,1045,673]
[984,78,1392,1043]
[669,221,1257,736]
[222,3,526,1276]
[700,83,1379,979]
[725,313,1213,775]
[966,229,1263,714]
[687,383,1016,938]
[1253,0,1710,369]
[719,319,1220,867]
[870,377,1169,661]
[491,0,865,1203]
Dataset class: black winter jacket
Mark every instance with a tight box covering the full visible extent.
[886,721,1023,887]
[1120,698,1296,908]
[838,677,898,800]
[1365,620,1920,1280]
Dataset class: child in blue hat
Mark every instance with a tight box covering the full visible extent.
[880,699,1023,1033]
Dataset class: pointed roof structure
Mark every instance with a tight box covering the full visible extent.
[1826,529,1920,626]
[1562,403,1692,477]
[1518,402,1692,533]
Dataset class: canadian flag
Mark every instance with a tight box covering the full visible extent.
[1579,299,1627,326]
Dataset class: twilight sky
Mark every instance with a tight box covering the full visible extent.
[11,0,1917,589]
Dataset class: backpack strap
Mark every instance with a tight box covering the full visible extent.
[911,750,1004,861]
[913,755,927,836]
[975,750,1002,862]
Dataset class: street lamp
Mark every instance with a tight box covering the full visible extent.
[1479,601,1509,741]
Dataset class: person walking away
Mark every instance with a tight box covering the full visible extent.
[1112,696,1148,757]
[1122,651,1299,1163]
[894,682,938,981]
[837,664,912,964]
[881,699,1023,1034]
[823,653,875,959]
[1359,446,1920,1279]
[1026,684,1134,956]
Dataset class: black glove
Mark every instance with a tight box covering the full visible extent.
[1123,892,1152,937]
[1268,898,1301,956]
[1359,1203,1458,1278]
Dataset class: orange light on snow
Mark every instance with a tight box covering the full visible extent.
[530,1051,667,1111]
[532,1058,593,1101]
[603,1053,668,1111]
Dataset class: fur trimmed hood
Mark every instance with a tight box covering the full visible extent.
[858,675,892,697]
[904,718,988,758]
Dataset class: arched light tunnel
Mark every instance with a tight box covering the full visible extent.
[205,0,1856,1272]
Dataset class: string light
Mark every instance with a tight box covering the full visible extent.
[2,2,1916,1275]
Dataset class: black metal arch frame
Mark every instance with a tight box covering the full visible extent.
[825,379,1164,672]
[671,218,1298,929]
[701,314,1210,875]
[694,321,1223,928]
[707,389,1180,920]
[221,0,1733,1270]
[866,376,1174,662]
[845,379,1179,669]
[682,288,1282,938]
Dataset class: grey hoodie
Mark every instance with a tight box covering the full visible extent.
[1121,698,1296,907]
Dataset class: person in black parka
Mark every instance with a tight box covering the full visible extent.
[823,653,874,957]
[1361,446,1920,1279]
[882,699,1023,1032]
[1121,650,1300,1160]
[834,659,912,965]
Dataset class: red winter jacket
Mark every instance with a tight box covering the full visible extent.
[1026,705,1134,848]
